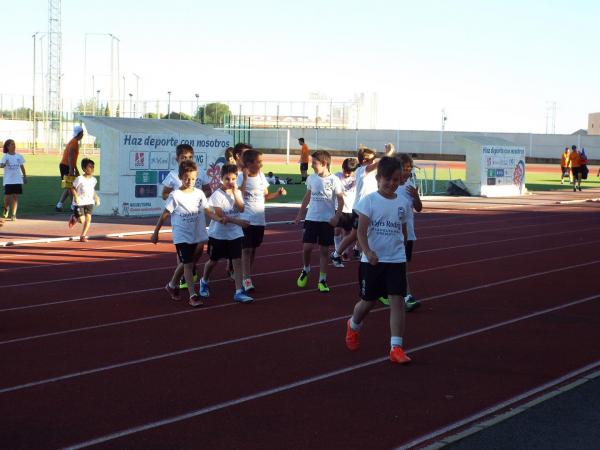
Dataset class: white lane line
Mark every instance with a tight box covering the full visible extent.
[398,360,600,450]
[59,293,600,450]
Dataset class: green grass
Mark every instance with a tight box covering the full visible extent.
[2,155,598,217]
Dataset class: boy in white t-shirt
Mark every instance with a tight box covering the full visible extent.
[331,157,358,268]
[67,158,100,242]
[294,150,344,293]
[161,144,211,200]
[331,144,395,265]
[238,149,287,291]
[345,156,413,364]
[200,164,254,304]
[394,153,423,312]
[1,139,27,221]
[151,160,221,307]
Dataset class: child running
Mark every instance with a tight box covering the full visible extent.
[151,160,219,307]
[200,164,254,304]
[238,149,287,291]
[345,156,412,364]
[1,139,27,221]
[68,158,100,242]
[395,153,423,311]
[294,150,344,292]
[331,157,358,267]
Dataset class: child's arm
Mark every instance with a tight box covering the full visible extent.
[150,209,170,244]
[20,163,27,184]
[265,186,286,201]
[94,192,100,206]
[329,193,344,226]
[204,205,223,223]
[407,185,422,212]
[0,156,6,168]
[294,190,311,225]
[232,185,244,212]
[70,186,79,205]
[365,146,396,174]
[161,186,174,200]
[402,223,408,245]
[357,213,378,265]
[239,169,248,195]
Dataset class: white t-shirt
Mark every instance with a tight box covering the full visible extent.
[165,188,209,244]
[208,189,244,240]
[237,172,269,226]
[305,173,343,222]
[395,181,417,241]
[72,176,97,206]
[1,153,25,185]
[354,191,410,263]
[162,168,209,191]
[354,165,378,207]
[335,172,356,213]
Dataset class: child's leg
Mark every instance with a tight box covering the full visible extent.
[81,213,92,237]
[334,228,356,257]
[10,194,18,217]
[389,294,406,343]
[241,248,253,279]
[182,262,197,297]
[350,299,376,325]
[333,227,343,253]
[302,243,313,268]
[169,263,185,287]
[232,258,243,291]
[202,258,218,282]
[3,194,9,216]
[319,245,329,279]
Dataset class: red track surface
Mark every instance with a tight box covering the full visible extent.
[1,199,600,449]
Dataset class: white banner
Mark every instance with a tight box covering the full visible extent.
[480,146,526,196]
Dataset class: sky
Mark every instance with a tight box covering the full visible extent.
[1,0,599,133]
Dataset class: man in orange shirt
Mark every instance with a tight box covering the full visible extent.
[568,144,582,192]
[56,125,84,211]
[560,147,570,184]
[299,137,309,182]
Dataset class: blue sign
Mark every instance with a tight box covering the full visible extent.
[158,170,171,184]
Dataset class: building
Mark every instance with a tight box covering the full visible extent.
[588,112,600,135]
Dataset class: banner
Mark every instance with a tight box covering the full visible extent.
[480,146,526,196]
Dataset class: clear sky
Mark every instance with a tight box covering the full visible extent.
[2,0,599,133]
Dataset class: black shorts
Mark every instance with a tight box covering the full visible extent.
[303,220,334,246]
[300,162,309,172]
[59,163,70,179]
[571,167,582,177]
[405,240,414,262]
[175,242,202,264]
[242,225,265,249]
[3,184,22,195]
[351,210,360,230]
[208,237,243,261]
[336,212,354,232]
[359,262,407,301]
[73,204,94,218]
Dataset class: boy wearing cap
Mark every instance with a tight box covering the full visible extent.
[56,125,84,212]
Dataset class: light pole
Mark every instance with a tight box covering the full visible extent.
[32,32,44,154]
[96,90,100,116]
[439,108,447,155]
[129,93,133,118]
[167,91,172,119]
[133,73,141,118]
[195,93,199,121]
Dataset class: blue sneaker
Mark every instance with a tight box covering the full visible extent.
[199,279,210,298]
[233,291,254,304]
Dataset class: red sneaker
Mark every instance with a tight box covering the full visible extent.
[188,294,204,307]
[345,319,360,351]
[389,346,411,364]
[165,283,180,301]
[80,235,89,242]
[68,215,77,228]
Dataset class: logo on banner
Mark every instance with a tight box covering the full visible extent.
[135,152,145,167]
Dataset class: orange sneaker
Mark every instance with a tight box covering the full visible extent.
[389,346,411,364]
[345,319,360,351]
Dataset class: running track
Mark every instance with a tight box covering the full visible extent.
[1,199,600,449]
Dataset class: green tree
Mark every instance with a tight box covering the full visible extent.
[162,111,190,120]
[144,112,159,119]
[75,99,98,115]
[104,103,111,117]
[203,102,230,124]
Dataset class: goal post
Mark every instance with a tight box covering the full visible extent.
[215,128,292,164]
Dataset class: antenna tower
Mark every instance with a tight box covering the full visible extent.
[47,0,63,151]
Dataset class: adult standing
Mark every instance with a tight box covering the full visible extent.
[560,146,570,184]
[56,125,84,212]
[298,137,309,183]
[568,144,582,192]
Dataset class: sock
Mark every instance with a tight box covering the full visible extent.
[391,336,403,348]
[349,317,362,331]
[334,236,342,253]
[201,277,208,284]
[56,202,62,208]
[235,288,243,294]
[303,266,311,273]
[168,281,177,289]
[319,272,326,282]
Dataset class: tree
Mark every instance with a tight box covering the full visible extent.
[75,99,98,115]
[104,103,111,117]
[162,111,191,120]
[203,102,231,124]
[144,112,159,119]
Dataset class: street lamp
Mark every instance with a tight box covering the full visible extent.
[195,93,199,121]
[133,73,141,118]
[129,93,133,118]
[96,90,100,116]
[439,108,447,155]
[32,31,46,154]
[167,91,172,119]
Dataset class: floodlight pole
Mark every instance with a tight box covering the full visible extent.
[167,91,172,119]
[129,93,133,117]
[195,93,199,121]
[133,73,140,118]
[439,108,447,155]
[32,32,43,154]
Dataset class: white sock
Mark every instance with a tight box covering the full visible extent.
[56,202,62,208]
[349,317,362,331]
[168,281,177,289]
[235,288,243,294]
[303,265,311,273]
[334,235,342,253]
[391,336,403,348]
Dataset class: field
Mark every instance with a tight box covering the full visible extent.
[1,154,599,216]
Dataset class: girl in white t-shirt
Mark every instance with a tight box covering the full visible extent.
[68,158,100,242]
[151,160,222,307]
[200,163,254,304]
[1,139,27,221]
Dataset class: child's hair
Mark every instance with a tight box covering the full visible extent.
[2,139,14,153]
[342,158,359,173]
[178,159,197,178]
[220,163,238,178]
[224,147,235,161]
[267,171,274,177]
[311,150,331,169]
[242,149,262,167]
[384,143,395,153]
[357,147,376,164]
[80,158,95,170]
[298,137,305,143]
[396,153,414,168]
[176,143,194,157]
[377,156,402,178]
[233,142,253,160]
